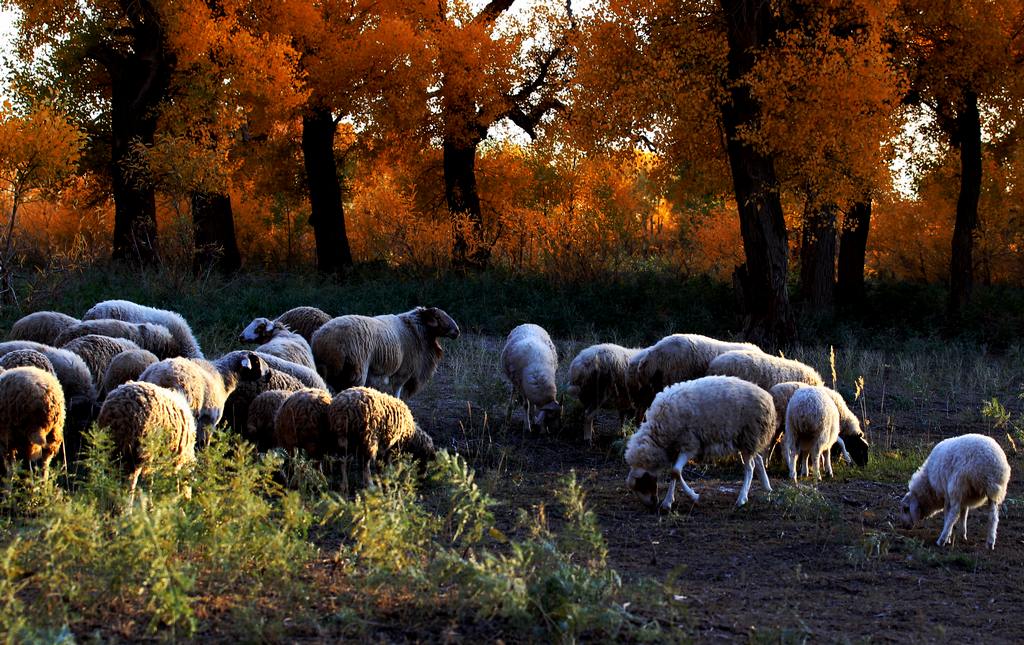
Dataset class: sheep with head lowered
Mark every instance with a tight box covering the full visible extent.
[83,299,203,359]
[767,381,869,468]
[501,324,560,434]
[272,388,334,457]
[899,434,1011,549]
[100,349,159,399]
[8,311,80,346]
[221,367,306,436]
[56,319,177,359]
[706,349,823,391]
[0,366,66,481]
[97,381,197,494]
[239,317,316,371]
[273,306,332,344]
[329,386,435,490]
[311,306,459,397]
[245,389,292,451]
[626,334,761,419]
[625,375,775,510]
[783,386,847,482]
[0,349,56,376]
[217,350,325,391]
[62,334,142,386]
[567,343,641,443]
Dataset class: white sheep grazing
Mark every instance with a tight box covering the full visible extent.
[0,366,66,481]
[625,375,775,509]
[239,317,317,371]
[783,386,845,482]
[768,381,870,468]
[274,306,332,344]
[83,299,203,359]
[8,311,80,346]
[706,349,823,391]
[500,324,560,434]
[567,343,639,443]
[899,434,1011,549]
[311,307,460,397]
[626,334,761,417]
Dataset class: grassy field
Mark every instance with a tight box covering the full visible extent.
[2,266,1023,642]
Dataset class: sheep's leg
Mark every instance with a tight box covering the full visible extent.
[824,448,834,479]
[834,436,853,464]
[937,502,961,546]
[661,452,698,510]
[660,477,677,511]
[784,443,798,483]
[583,410,596,444]
[755,454,772,493]
[736,452,755,507]
[958,507,969,541]
[986,500,1000,549]
[522,400,533,434]
[801,453,810,478]
[363,457,375,490]
[340,455,350,496]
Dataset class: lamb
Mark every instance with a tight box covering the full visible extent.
[8,311,80,346]
[83,299,203,359]
[272,388,334,458]
[62,334,142,386]
[706,349,823,391]
[274,306,332,344]
[500,324,560,434]
[96,381,197,493]
[624,375,775,510]
[100,349,159,398]
[139,351,266,445]
[328,386,436,489]
[216,350,326,391]
[898,434,1011,549]
[567,343,641,443]
[767,382,870,468]
[783,386,844,482]
[0,349,56,376]
[238,317,317,371]
[221,367,306,435]
[0,366,66,481]
[55,319,177,359]
[311,306,460,397]
[627,334,761,416]
[245,390,291,451]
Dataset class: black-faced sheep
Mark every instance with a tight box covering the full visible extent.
[625,375,775,510]
[274,306,332,344]
[217,350,326,391]
[83,299,203,359]
[311,307,459,397]
[220,367,306,436]
[706,349,823,391]
[567,343,640,443]
[0,366,66,481]
[239,317,316,371]
[500,324,560,434]
[100,349,160,398]
[62,334,142,386]
[56,319,177,359]
[96,381,197,493]
[8,311,80,346]
[899,434,1011,549]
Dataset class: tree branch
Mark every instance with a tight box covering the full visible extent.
[472,0,516,27]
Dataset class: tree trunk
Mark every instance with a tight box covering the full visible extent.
[301,106,353,274]
[799,201,837,312]
[948,88,982,320]
[836,199,871,306]
[444,138,490,270]
[718,0,797,347]
[191,191,241,274]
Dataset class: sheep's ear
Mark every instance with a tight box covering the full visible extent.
[238,352,266,381]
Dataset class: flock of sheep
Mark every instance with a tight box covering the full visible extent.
[0,300,1012,551]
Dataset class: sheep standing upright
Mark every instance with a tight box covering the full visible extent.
[768,381,870,467]
[272,388,334,457]
[784,386,843,482]
[899,434,1011,549]
[568,343,640,443]
[0,366,66,481]
[501,324,560,434]
[311,306,459,397]
[625,375,775,509]
[274,306,332,344]
[83,299,203,359]
[706,349,823,391]
[239,317,317,371]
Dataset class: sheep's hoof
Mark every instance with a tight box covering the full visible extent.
[659,500,674,513]
[735,498,747,508]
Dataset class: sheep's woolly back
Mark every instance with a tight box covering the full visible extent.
[56,319,176,359]
[624,375,776,473]
[274,306,332,344]
[62,335,143,386]
[239,317,316,371]
[221,368,306,434]
[245,389,291,450]
[8,311,80,346]
[83,299,203,359]
[706,349,823,391]
[139,358,210,421]
[568,343,640,413]
[328,386,419,461]
[908,434,1011,511]
[0,367,65,472]
[96,381,196,473]
[216,350,326,391]
[0,341,97,411]
[501,324,558,407]
[0,349,56,376]
[100,349,159,398]
[785,386,840,451]
[273,388,334,457]
[769,381,807,429]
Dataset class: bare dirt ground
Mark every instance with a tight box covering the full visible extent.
[403,334,1024,643]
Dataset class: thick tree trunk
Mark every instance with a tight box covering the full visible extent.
[836,199,871,306]
[799,201,837,312]
[948,88,982,320]
[718,0,797,346]
[443,138,490,270]
[301,106,353,274]
[191,191,241,274]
